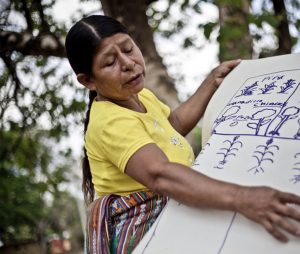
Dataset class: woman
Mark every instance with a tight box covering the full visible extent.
[65,15,300,254]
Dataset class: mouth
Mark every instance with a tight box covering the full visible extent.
[125,73,143,85]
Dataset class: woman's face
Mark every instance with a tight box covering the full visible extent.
[91,33,146,101]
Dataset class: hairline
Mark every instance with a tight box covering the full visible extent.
[97,36,133,58]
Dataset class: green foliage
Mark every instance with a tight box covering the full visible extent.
[0,0,87,246]
[148,0,206,49]
[148,0,300,60]
[199,22,218,40]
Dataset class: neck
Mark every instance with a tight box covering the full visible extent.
[96,93,146,113]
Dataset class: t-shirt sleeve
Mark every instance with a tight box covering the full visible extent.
[99,115,155,173]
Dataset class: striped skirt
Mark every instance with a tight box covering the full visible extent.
[85,191,168,254]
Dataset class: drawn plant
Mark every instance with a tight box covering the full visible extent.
[290,153,300,184]
[247,109,276,135]
[213,106,241,130]
[237,81,258,97]
[268,106,300,136]
[214,136,243,169]
[248,138,279,174]
[294,119,300,139]
[259,81,277,94]
[278,79,296,94]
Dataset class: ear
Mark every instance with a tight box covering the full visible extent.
[77,73,96,90]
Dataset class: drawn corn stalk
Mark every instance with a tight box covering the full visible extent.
[248,138,279,174]
[214,136,243,169]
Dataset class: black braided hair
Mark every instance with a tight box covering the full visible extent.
[65,15,128,204]
[82,90,97,204]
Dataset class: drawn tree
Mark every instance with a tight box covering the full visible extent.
[213,106,241,130]
[269,106,300,136]
[247,109,276,135]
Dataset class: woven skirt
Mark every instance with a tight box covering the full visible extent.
[85,191,168,254]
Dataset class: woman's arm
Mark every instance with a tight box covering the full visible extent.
[125,143,300,243]
[169,59,241,136]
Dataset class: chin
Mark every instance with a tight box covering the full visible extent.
[133,84,144,94]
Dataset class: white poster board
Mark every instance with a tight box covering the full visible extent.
[133,53,300,254]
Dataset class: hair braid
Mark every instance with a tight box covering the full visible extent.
[82,90,97,205]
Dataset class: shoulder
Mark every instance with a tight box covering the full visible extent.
[139,88,158,101]
[89,101,139,132]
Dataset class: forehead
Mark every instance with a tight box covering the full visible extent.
[97,33,132,55]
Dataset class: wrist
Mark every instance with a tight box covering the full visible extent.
[227,184,245,212]
[202,73,219,91]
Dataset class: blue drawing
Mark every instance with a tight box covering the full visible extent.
[259,81,277,94]
[214,136,243,169]
[247,109,277,135]
[248,138,279,174]
[278,79,297,94]
[261,75,284,82]
[236,81,258,97]
[264,81,300,137]
[268,106,300,136]
[217,212,237,254]
[213,106,241,130]
[290,153,300,184]
[294,119,300,139]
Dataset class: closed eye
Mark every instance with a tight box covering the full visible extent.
[124,47,133,53]
[105,58,115,67]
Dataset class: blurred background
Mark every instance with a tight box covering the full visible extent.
[0,0,299,253]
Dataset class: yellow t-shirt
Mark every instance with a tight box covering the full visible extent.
[85,88,195,196]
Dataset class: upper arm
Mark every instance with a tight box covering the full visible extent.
[92,114,155,173]
[168,110,185,135]
[125,143,170,191]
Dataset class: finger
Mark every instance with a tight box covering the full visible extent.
[275,202,300,222]
[279,192,300,205]
[269,212,300,237]
[262,219,289,243]
[216,60,241,78]
[221,59,242,69]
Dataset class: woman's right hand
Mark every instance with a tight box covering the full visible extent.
[234,186,300,242]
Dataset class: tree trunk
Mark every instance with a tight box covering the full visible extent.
[272,0,292,55]
[217,0,252,62]
[100,0,179,108]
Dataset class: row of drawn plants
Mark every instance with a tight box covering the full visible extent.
[212,135,300,184]
[236,79,299,97]
[213,105,300,139]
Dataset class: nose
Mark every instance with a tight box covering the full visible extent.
[119,53,134,72]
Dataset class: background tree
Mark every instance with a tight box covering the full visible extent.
[0,0,85,249]
[216,0,252,61]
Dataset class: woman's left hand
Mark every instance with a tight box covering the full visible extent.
[205,59,242,89]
